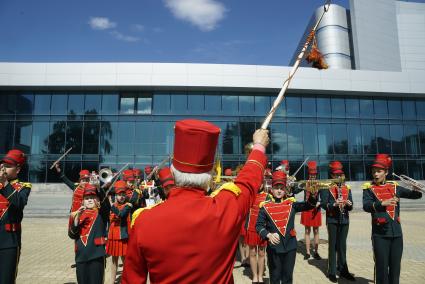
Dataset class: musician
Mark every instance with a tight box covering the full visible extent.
[158,167,175,198]
[245,178,270,284]
[68,183,110,284]
[320,161,355,282]
[122,169,141,209]
[0,149,31,284]
[277,160,303,197]
[106,180,132,284]
[300,161,322,260]
[133,168,143,188]
[256,170,317,283]
[362,154,422,284]
[122,119,269,283]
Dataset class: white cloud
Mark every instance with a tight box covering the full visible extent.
[132,24,145,32]
[164,0,226,31]
[110,31,140,42]
[89,17,117,30]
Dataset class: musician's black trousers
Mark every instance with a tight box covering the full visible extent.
[327,223,349,276]
[267,248,296,284]
[0,247,20,284]
[372,236,403,284]
[76,256,105,284]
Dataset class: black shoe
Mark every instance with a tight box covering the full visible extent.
[313,252,322,260]
[328,275,337,283]
[242,262,250,268]
[304,253,310,260]
[340,270,356,281]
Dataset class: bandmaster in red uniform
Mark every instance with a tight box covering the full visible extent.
[122,119,269,283]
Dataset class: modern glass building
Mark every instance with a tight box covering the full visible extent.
[1,0,424,184]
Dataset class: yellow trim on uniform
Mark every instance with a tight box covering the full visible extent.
[209,182,241,198]
[131,201,164,228]
[346,184,351,190]
[259,200,269,208]
[362,182,372,190]
[284,197,296,203]
[387,180,399,186]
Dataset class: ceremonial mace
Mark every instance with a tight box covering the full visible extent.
[261,0,331,130]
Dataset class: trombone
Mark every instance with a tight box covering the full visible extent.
[392,173,425,194]
[296,177,345,193]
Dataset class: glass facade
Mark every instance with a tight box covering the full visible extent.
[1,91,424,182]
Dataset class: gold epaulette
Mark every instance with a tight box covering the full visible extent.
[362,182,372,190]
[21,182,32,189]
[131,201,164,228]
[387,181,399,186]
[284,197,297,203]
[346,184,351,190]
[259,200,270,208]
[210,182,241,198]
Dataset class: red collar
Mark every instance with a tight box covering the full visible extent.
[167,187,207,199]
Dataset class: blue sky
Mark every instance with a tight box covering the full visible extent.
[0,0,422,66]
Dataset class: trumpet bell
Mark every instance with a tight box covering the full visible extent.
[99,168,113,184]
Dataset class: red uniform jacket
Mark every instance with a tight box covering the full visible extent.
[122,150,267,284]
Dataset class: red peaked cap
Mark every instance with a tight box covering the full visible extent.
[159,167,175,188]
[122,169,135,181]
[272,171,287,187]
[132,168,142,178]
[280,160,289,168]
[173,119,220,173]
[79,169,90,179]
[2,149,26,166]
[83,183,98,197]
[329,161,344,174]
[114,180,127,194]
[307,161,318,175]
[224,168,233,176]
[372,154,392,170]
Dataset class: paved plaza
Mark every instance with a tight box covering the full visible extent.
[16,211,425,284]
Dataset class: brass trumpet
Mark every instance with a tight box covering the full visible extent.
[296,177,345,192]
[392,173,425,194]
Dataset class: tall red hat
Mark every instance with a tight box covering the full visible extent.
[122,169,135,181]
[272,171,287,187]
[224,168,233,176]
[172,119,220,173]
[144,166,153,175]
[133,168,142,178]
[83,183,98,197]
[2,149,26,166]
[159,167,175,188]
[281,159,289,169]
[114,180,127,194]
[372,154,392,169]
[307,161,318,175]
[329,161,344,174]
[79,169,90,179]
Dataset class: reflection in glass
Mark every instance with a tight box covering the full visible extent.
[205,95,221,114]
[66,121,83,154]
[318,124,333,155]
[222,96,238,114]
[14,121,32,153]
[152,122,174,155]
[100,121,116,155]
[390,125,405,154]
[303,124,318,154]
[349,161,365,180]
[271,123,287,155]
[51,94,68,115]
[254,96,270,116]
[345,98,359,118]
[85,94,101,114]
[361,124,376,154]
[102,94,119,115]
[419,126,425,155]
[0,122,15,154]
[120,97,135,114]
[29,158,46,183]
[302,97,316,117]
[359,99,374,118]
[416,100,425,120]
[221,122,239,154]
[48,121,66,154]
[137,97,152,114]
[286,97,301,117]
[287,123,303,155]
[402,100,416,120]
[333,124,348,154]
[188,94,204,112]
[83,121,100,154]
[374,99,388,119]
[31,121,49,154]
[408,160,422,180]
[68,95,84,115]
[388,99,402,119]
[16,94,34,115]
[317,97,331,117]
[404,125,419,155]
[376,125,391,154]
[331,98,345,118]
[34,94,51,115]
[239,96,254,115]
[347,123,362,154]
[117,122,135,155]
